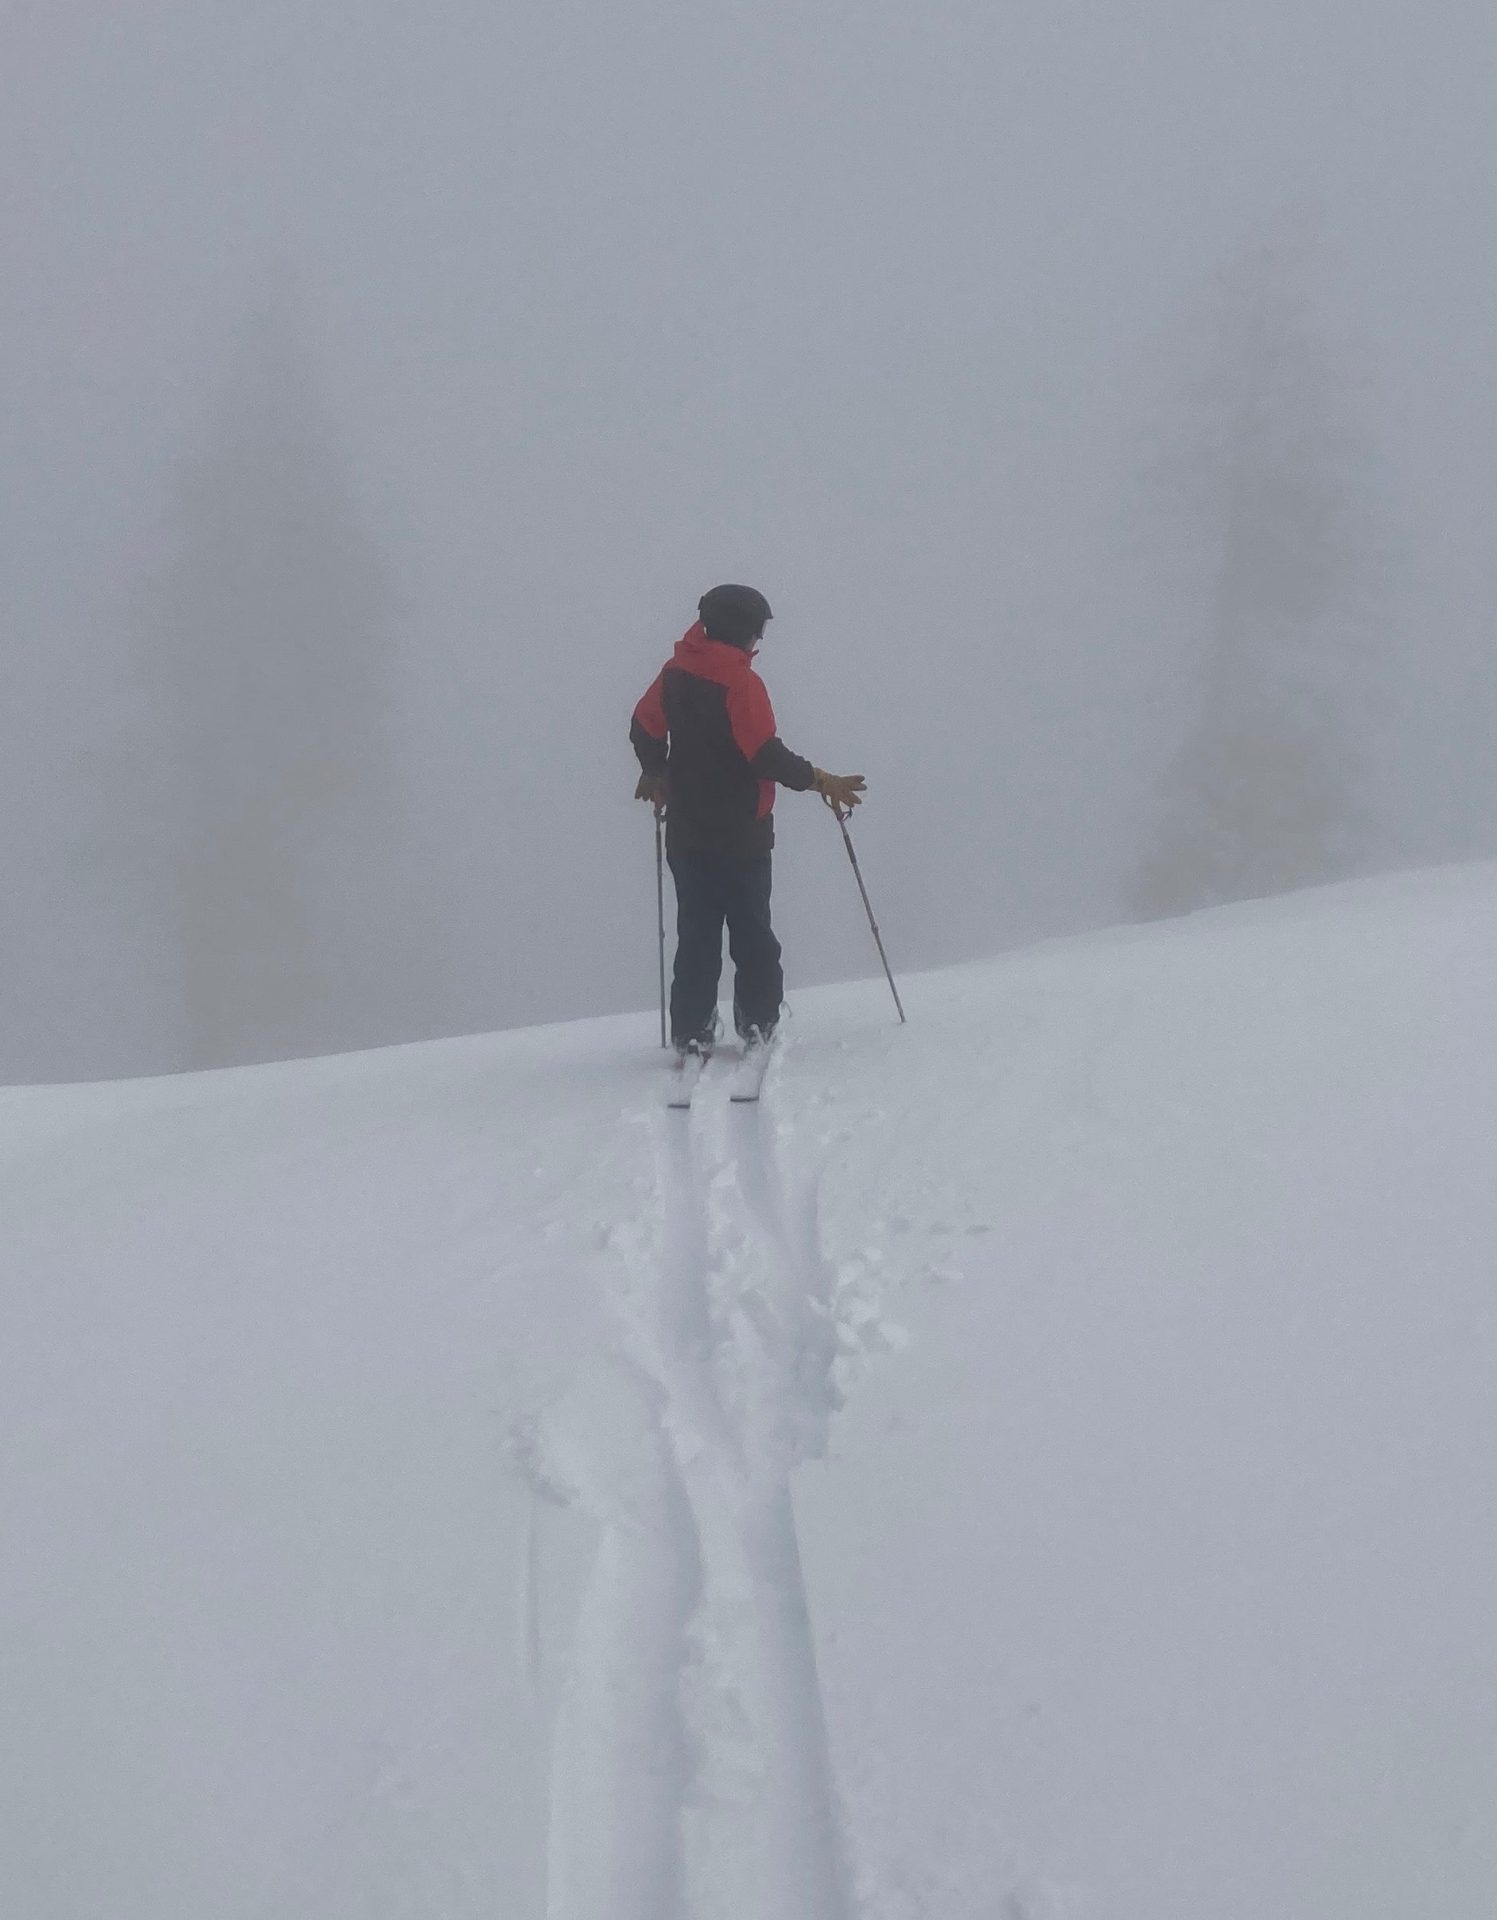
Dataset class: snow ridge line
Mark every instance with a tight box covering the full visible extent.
[542,1056,853,1920]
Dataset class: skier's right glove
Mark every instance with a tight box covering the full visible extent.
[813,769,866,812]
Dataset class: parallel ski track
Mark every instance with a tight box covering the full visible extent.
[546,1051,853,1920]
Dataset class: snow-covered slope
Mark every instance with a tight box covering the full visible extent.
[4,867,1496,1919]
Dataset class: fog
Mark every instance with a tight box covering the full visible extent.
[3,1,1493,1080]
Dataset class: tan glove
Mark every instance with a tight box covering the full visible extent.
[634,773,667,811]
[813,769,866,813]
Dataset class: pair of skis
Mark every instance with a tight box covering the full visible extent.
[667,1037,774,1110]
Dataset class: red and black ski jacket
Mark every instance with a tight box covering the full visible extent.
[631,623,816,856]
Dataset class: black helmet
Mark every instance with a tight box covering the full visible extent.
[698,583,773,648]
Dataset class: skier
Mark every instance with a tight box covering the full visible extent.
[631,584,865,1060]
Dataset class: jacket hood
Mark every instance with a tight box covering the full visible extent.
[673,621,757,666]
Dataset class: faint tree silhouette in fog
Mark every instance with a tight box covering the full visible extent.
[148,308,401,1068]
[1133,224,1381,919]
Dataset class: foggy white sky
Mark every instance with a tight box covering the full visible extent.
[3,1,1494,1077]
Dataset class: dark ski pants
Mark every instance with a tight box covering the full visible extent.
[667,849,783,1045]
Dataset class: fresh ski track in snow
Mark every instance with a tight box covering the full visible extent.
[542,1044,852,1920]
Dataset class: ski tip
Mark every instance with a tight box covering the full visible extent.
[666,1053,708,1108]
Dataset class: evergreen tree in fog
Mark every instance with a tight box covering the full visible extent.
[148,310,400,1069]
[1133,227,1379,919]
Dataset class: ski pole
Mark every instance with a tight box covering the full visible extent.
[824,795,906,1025]
[654,806,668,1048]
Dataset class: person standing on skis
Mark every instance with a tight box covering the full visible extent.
[630,584,865,1059]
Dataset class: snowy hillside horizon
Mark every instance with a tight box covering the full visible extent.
[5,864,1496,1919]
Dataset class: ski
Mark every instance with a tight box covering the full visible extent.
[666,1047,711,1109]
[729,1037,775,1104]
